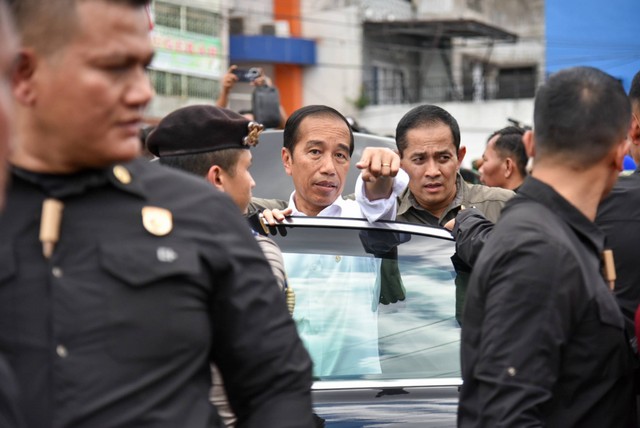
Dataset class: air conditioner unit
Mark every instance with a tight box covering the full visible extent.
[274,20,290,37]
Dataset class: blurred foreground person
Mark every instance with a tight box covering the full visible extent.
[1,0,314,427]
[0,1,25,427]
[459,66,636,427]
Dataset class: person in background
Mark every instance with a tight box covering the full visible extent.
[216,64,287,128]
[447,126,526,269]
[479,126,527,191]
[459,66,636,427]
[2,0,314,426]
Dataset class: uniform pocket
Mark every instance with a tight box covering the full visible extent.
[100,238,208,361]
[100,240,200,286]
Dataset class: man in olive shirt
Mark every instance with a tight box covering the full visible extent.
[389,105,513,228]
[372,105,513,324]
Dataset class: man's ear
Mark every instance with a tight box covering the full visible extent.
[206,165,225,191]
[12,50,38,106]
[522,130,535,158]
[282,147,293,176]
[504,157,514,178]
[613,138,630,172]
[457,146,467,167]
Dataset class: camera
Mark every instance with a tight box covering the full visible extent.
[232,67,261,82]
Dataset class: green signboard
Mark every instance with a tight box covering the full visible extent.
[150,26,223,79]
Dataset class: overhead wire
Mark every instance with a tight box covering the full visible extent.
[150,3,639,108]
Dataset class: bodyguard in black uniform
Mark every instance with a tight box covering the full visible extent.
[2,0,314,427]
[459,67,637,427]
[597,70,640,342]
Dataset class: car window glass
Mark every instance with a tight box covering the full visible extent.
[272,224,460,381]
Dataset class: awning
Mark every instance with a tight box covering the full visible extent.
[364,19,517,43]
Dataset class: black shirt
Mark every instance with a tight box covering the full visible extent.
[459,177,636,427]
[456,171,640,343]
[597,170,640,341]
[0,355,24,428]
[0,159,314,428]
[450,207,494,268]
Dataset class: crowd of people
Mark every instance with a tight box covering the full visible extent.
[0,0,639,427]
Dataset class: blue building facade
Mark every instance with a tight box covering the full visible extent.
[546,0,639,91]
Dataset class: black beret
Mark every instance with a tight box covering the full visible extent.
[146,105,263,157]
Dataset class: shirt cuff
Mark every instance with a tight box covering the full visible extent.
[356,169,409,222]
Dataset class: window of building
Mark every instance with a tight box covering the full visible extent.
[153,2,181,30]
[154,1,221,36]
[187,76,218,99]
[462,59,536,101]
[185,7,221,37]
[462,58,491,101]
[466,0,483,12]
[366,65,407,106]
[496,66,536,99]
[149,69,219,100]
[151,2,222,101]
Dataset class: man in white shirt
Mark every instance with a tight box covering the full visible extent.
[250,104,407,220]
[249,105,407,377]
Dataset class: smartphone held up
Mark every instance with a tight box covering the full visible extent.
[232,67,261,82]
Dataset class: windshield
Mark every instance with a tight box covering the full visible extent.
[272,224,460,382]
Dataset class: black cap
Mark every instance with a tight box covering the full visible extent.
[146,105,263,157]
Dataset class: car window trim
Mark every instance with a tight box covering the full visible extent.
[312,378,463,390]
[275,216,454,241]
